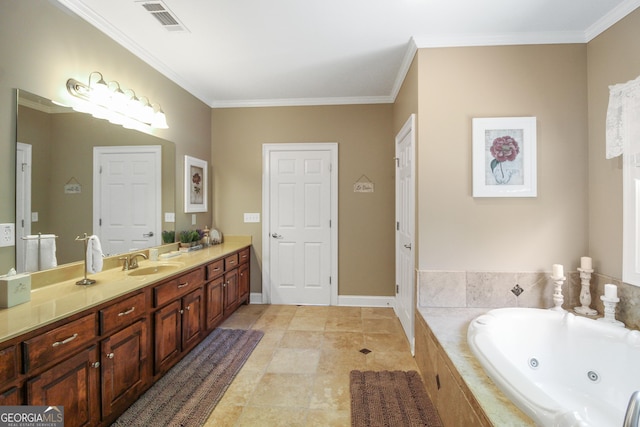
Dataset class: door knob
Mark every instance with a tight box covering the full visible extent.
[403,243,412,249]
[271,233,283,239]
[143,231,154,237]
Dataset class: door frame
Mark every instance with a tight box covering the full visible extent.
[395,114,416,353]
[93,145,162,252]
[262,143,339,305]
[16,142,32,273]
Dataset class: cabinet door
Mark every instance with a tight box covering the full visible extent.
[182,288,204,351]
[238,263,249,303]
[224,268,239,311]
[101,319,149,419]
[27,345,100,427]
[206,277,224,329]
[154,300,182,375]
[0,386,21,406]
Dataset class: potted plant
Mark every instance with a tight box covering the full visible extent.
[162,230,175,244]
[179,230,200,248]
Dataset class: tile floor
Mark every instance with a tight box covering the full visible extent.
[204,304,418,426]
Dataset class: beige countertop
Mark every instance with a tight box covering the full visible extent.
[0,236,251,343]
[418,307,535,426]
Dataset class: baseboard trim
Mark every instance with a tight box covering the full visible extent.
[247,293,395,307]
[337,295,396,308]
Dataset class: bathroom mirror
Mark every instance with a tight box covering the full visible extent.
[14,89,176,272]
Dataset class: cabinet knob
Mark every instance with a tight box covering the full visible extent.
[185,305,191,311]
[107,353,115,359]
[179,309,184,314]
[91,361,100,369]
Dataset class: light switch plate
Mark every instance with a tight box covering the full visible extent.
[192,214,196,225]
[31,212,39,222]
[0,224,15,247]
[244,213,260,223]
[164,212,175,223]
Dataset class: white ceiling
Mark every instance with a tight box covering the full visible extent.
[55,0,640,108]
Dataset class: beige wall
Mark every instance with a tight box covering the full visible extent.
[586,8,640,278]
[212,105,395,296]
[416,44,589,272]
[0,0,212,272]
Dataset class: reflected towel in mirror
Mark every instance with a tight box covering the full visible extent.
[86,235,104,274]
[24,234,57,272]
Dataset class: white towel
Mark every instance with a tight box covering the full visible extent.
[86,235,104,274]
[23,234,57,272]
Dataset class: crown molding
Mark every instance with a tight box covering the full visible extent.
[585,0,640,41]
[210,95,393,109]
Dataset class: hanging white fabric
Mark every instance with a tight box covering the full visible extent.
[606,74,640,159]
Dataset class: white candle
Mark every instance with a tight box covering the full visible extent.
[552,264,564,279]
[580,256,592,270]
[604,284,617,299]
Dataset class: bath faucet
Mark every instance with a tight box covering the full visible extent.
[623,391,640,427]
[119,253,148,271]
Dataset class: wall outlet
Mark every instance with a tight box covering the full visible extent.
[244,213,260,223]
[0,223,15,247]
[164,212,175,223]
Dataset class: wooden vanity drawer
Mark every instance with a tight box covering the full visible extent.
[0,345,19,386]
[206,259,224,280]
[224,253,239,270]
[99,292,146,335]
[154,267,205,307]
[239,248,250,265]
[22,313,96,372]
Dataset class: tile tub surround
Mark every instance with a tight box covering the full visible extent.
[417,307,534,426]
[418,270,640,329]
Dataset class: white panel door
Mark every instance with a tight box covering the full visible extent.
[395,115,416,353]
[94,146,161,256]
[269,149,332,305]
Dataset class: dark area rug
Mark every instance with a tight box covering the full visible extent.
[112,328,263,427]
[350,370,443,427]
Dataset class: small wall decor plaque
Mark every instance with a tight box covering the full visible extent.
[64,177,82,194]
[353,174,374,193]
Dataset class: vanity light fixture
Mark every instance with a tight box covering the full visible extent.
[66,71,169,130]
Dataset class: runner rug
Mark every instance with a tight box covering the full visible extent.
[112,328,263,427]
[350,370,443,427]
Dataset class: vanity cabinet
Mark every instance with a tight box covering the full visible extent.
[1,244,250,427]
[153,267,206,375]
[27,345,101,427]
[99,292,149,422]
[238,248,250,302]
[0,343,21,405]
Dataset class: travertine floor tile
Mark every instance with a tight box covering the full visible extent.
[206,304,418,426]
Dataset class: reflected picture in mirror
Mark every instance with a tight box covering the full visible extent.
[13,89,176,274]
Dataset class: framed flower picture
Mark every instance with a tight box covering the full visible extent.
[472,117,537,197]
[184,155,208,212]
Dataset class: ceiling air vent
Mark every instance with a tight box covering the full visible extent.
[137,1,188,32]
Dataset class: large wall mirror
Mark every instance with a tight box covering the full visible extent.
[15,89,176,273]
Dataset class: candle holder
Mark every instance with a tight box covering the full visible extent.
[574,268,597,316]
[598,295,624,327]
[551,275,566,311]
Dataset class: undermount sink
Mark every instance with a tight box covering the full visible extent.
[127,263,183,277]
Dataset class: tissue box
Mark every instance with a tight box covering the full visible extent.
[0,273,31,308]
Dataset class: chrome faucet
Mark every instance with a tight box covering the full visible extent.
[119,253,148,271]
[623,391,640,427]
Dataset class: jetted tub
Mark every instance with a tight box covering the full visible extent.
[467,307,640,426]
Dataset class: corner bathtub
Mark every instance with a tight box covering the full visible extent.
[467,308,640,426]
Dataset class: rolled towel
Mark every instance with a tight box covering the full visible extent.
[86,235,104,274]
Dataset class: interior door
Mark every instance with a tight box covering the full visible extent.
[16,142,32,273]
[94,146,161,256]
[267,147,333,305]
[395,114,416,353]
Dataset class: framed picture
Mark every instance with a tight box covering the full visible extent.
[184,155,208,212]
[472,117,537,197]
